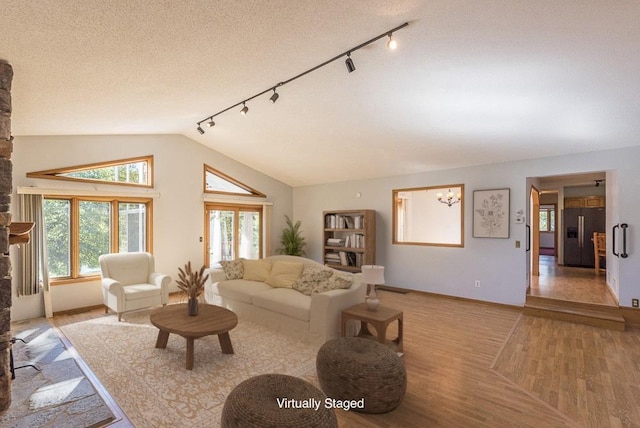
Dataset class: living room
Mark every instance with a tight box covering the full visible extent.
[2,1,640,427]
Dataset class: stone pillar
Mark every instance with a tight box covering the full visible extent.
[0,59,13,412]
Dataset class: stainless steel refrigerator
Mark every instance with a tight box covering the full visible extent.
[563,207,606,267]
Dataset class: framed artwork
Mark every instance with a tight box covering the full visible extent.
[473,188,510,238]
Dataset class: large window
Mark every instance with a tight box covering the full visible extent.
[205,203,262,266]
[43,196,152,282]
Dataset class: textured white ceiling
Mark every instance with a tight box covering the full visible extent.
[2,1,640,186]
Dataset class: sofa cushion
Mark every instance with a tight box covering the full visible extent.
[213,279,273,304]
[123,284,162,301]
[292,266,334,296]
[265,260,304,288]
[220,259,244,280]
[252,288,311,322]
[242,259,272,281]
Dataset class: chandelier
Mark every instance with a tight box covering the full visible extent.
[437,189,461,207]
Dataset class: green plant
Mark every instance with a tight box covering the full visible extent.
[277,215,306,256]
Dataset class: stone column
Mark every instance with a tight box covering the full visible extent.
[0,59,14,412]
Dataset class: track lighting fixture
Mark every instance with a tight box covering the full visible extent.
[345,53,356,73]
[195,22,409,133]
[206,119,215,128]
[387,33,397,50]
[270,89,279,103]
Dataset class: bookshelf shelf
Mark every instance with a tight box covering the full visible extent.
[323,210,376,273]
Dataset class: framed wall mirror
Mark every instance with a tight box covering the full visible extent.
[393,184,464,247]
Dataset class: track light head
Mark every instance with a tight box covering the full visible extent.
[270,89,279,103]
[345,53,356,73]
[197,125,205,135]
[240,103,249,115]
[387,33,397,50]
[206,119,215,128]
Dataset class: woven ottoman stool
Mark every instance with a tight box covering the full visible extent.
[221,373,337,428]
[316,337,406,414]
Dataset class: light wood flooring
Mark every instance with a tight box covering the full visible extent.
[529,255,617,306]
[44,289,640,428]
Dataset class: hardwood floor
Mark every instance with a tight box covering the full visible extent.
[529,255,616,306]
[47,290,640,427]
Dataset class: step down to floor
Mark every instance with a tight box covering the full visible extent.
[524,298,625,331]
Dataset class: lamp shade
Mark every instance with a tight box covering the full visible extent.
[361,265,385,284]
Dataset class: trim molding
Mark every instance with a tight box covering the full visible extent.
[17,186,161,198]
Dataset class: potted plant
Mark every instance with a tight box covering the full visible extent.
[277,215,306,256]
[176,262,209,316]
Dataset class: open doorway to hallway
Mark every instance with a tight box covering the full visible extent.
[527,171,616,307]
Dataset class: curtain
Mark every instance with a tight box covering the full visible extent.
[16,194,49,296]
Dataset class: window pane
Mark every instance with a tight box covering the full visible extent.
[209,210,235,264]
[539,211,548,231]
[550,210,555,232]
[119,202,146,252]
[79,201,111,275]
[239,211,260,259]
[44,199,71,278]
[61,160,148,184]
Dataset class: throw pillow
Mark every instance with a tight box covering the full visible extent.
[219,259,244,280]
[319,273,353,294]
[293,266,344,296]
[265,260,304,288]
[242,259,272,281]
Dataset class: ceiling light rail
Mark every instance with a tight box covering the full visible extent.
[196,22,409,134]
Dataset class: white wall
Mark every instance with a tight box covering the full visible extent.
[10,134,293,320]
[293,145,640,308]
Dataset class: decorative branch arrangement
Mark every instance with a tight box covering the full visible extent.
[176,262,209,299]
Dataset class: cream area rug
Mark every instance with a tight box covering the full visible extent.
[60,309,320,427]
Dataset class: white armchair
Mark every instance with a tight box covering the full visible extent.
[99,252,171,321]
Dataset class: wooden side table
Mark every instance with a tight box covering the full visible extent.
[341,303,403,352]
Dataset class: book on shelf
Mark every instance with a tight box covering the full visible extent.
[343,233,364,248]
[326,238,345,246]
[325,252,340,258]
[325,214,365,230]
[336,251,358,266]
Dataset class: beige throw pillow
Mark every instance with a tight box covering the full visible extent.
[242,259,272,281]
[265,261,304,288]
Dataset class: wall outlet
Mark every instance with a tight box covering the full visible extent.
[632,299,639,308]
[475,280,480,288]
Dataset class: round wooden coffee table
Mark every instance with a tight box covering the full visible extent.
[150,303,238,370]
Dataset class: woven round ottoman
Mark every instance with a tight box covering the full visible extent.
[221,373,337,428]
[316,337,406,414]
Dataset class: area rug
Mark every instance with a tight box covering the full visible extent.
[59,310,320,428]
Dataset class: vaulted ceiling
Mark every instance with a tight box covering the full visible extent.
[2,1,639,186]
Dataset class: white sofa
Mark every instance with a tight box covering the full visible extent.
[204,255,366,345]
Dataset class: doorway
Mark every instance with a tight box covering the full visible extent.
[526,171,615,307]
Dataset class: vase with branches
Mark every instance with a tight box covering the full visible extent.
[176,261,209,316]
[276,215,306,256]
